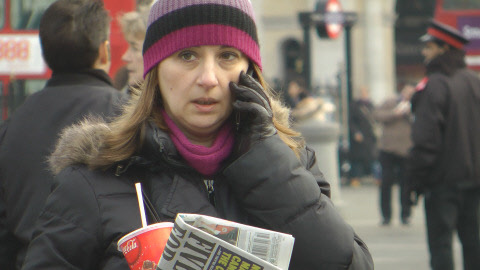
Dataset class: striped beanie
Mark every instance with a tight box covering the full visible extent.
[143,0,261,77]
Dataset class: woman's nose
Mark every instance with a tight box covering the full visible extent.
[197,60,219,88]
[121,49,131,62]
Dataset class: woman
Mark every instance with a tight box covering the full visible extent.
[22,1,373,269]
[114,2,152,93]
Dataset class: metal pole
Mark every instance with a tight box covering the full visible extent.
[303,24,312,91]
[344,25,353,112]
[344,24,352,149]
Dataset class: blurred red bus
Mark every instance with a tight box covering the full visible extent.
[434,0,480,70]
[0,0,135,122]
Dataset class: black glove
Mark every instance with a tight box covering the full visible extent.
[229,71,276,145]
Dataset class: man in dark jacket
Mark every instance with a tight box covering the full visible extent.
[0,1,126,269]
[407,19,480,270]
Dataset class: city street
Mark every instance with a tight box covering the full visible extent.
[336,183,463,270]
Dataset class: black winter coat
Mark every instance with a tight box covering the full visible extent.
[348,100,377,162]
[0,70,126,270]
[408,50,480,192]
[21,120,373,270]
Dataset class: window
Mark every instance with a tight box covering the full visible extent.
[10,0,56,30]
[442,0,480,10]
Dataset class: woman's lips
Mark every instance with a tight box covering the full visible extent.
[193,98,217,112]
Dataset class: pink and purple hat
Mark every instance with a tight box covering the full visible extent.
[142,0,261,78]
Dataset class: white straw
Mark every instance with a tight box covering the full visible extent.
[135,182,148,228]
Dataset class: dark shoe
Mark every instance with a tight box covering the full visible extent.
[381,219,390,226]
[401,218,410,226]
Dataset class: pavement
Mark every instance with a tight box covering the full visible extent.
[335,183,463,270]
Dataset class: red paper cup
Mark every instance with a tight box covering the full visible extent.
[118,222,174,270]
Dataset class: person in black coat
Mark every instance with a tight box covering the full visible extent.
[348,86,378,186]
[0,1,126,269]
[21,1,373,269]
[407,19,480,270]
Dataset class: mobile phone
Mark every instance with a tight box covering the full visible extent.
[246,67,259,81]
[247,67,254,76]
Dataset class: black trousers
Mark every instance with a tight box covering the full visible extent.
[379,151,411,221]
[424,185,480,270]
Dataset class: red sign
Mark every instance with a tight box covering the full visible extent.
[325,0,343,39]
[315,0,344,39]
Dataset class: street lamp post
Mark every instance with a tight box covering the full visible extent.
[297,1,358,199]
[298,1,357,104]
[298,0,357,147]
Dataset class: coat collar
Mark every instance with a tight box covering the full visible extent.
[134,121,192,173]
[47,69,113,88]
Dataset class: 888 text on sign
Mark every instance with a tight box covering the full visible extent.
[0,39,30,61]
[0,34,46,75]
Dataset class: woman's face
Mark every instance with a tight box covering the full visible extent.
[157,45,249,142]
[121,34,144,86]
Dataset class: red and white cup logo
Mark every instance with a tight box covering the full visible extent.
[118,222,174,270]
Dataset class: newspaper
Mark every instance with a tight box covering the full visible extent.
[157,214,295,270]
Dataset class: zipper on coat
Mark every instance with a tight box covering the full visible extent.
[204,179,215,206]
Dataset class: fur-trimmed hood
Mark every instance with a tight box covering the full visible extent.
[48,99,295,176]
[49,118,110,175]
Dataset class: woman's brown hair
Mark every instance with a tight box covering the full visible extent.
[90,64,304,169]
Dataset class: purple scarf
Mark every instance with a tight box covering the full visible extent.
[161,110,234,177]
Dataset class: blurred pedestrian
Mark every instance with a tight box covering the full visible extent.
[407,19,480,270]
[21,0,373,269]
[117,6,151,94]
[0,0,125,269]
[283,75,309,109]
[348,86,378,186]
[374,83,415,226]
[282,75,325,122]
[114,1,152,93]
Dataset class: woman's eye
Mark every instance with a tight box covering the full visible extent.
[220,52,239,61]
[179,51,196,61]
